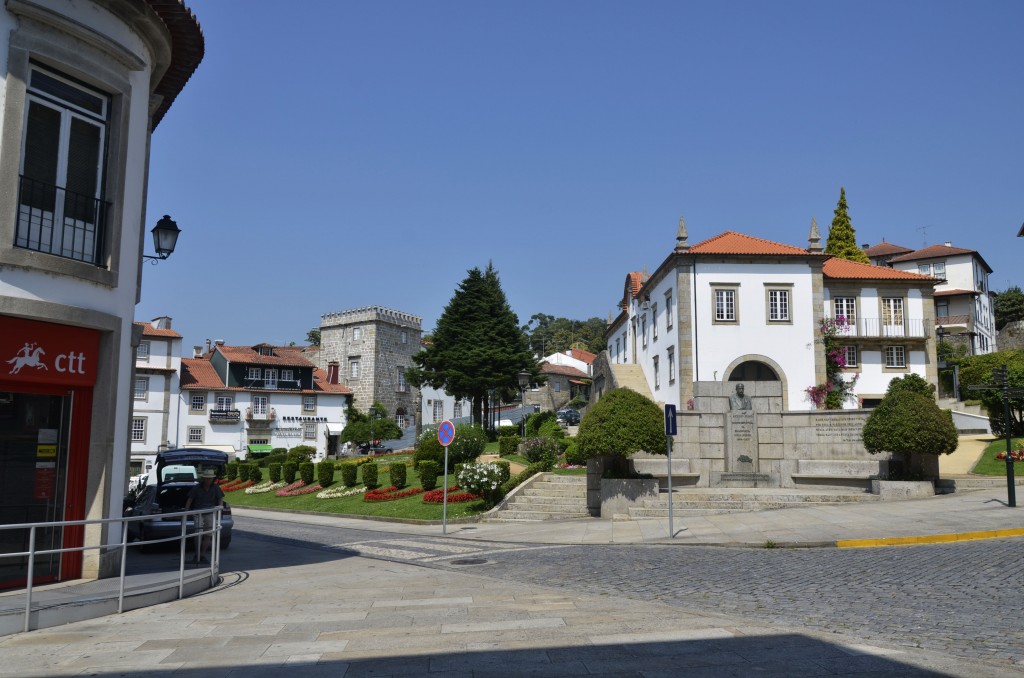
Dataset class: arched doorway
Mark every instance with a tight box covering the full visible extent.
[728,360,779,381]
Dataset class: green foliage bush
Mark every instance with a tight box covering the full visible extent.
[299,461,314,485]
[497,425,519,437]
[576,388,666,459]
[563,438,587,466]
[956,350,1024,436]
[863,388,958,478]
[282,461,297,483]
[525,411,556,437]
[494,460,511,485]
[389,462,407,488]
[340,463,357,487]
[248,464,262,483]
[418,460,440,490]
[448,424,488,466]
[414,429,445,469]
[361,463,379,489]
[522,437,561,466]
[268,463,282,483]
[537,418,565,439]
[260,452,287,468]
[236,463,249,482]
[288,445,316,464]
[317,461,335,487]
[498,435,521,456]
[226,461,238,481]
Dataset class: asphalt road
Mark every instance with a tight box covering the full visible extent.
[233,514,1024,669]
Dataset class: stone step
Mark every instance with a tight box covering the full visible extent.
[503,498,588,510]
[508,496,588,507]
[489,510,591,521]
[532,476,586,485]
[522,487,588,498]
[646,492,875,504]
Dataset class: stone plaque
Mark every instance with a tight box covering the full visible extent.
[726,412,757,472]
[812,415,866,443]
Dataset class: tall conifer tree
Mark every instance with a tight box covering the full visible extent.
[825,187,870,264]
[407,263,538,425]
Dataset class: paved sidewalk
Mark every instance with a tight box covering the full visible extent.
[234,484,1024,548]
[1,527,1020,677]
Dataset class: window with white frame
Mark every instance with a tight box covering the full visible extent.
[665,290,674,329]
[882,297,905,333]
[641,314,648,347]
[216,395,233,410]
[833,297,857,325]
[187,427,204,444]
[303,395,316,412]
[259,346,274,356]
[918,263,931,275]
[303,422,316,440]
[615,338,621,363]
[652,303,658,340]
[281,369,294,382]
[841,345,858,368]
[131,417,146,442]
[353,327,362,341]
[936,300,949,318]
[134,377,148,400]
[767,288,791,323]
[136,341,150,360]
[932,261,945,278]
[246,366,261,380]
[453,403,463,419]
[653,355,660,389]
[714,288,737,323]
[622,332,627,360]
[264,368,278,389]
[350,359,360,378]
[17,65,110,265]
[884,345,906,368]
[397,368,408,392]
[252,396,268,415]
[432,400,443,423]
[190,393,206,412]
[667,347,675,383]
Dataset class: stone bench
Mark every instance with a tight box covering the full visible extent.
[791,460,880,489]
[629,458,701,487]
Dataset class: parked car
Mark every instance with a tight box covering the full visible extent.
[556,409,581,425]
[123,448,233,550]
[358,441,394,455]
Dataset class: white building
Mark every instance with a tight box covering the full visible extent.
[129,318,183,477]
[179,343,351,462]
[596,221,939,411]
[883,243,996,355]
[0,0,203,584]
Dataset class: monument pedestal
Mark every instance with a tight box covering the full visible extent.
[713,411,776,487]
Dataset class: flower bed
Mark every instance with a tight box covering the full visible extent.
[245,480,286,494]
[221,480,254,492]
[364,485,425,502]
[995,449,1024,462]
[316,485,367,500]
[276,480,324,497]
[422,485,479,504]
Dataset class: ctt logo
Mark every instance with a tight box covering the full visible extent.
[6,341,88,376]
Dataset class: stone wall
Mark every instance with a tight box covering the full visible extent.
[997,320,1024,351]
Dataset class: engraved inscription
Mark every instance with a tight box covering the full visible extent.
[813,416,865,443]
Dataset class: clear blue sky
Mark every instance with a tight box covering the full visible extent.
[138,1,1023,350]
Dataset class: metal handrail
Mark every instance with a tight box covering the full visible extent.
[0,507,222,633]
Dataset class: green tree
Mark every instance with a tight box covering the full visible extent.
[306,328,321,346]
[407,263,539,425]
[522,314,607,355]
[340,401,403,444]
[957,350,1024,436]
[824,187,870,264]
[576,388,666,474]
[862,376,958,479]
[994,286,1024,331]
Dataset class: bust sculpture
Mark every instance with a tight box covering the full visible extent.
[729,383,752,411]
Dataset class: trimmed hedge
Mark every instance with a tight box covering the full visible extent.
[389,462,407,488]
[361,463,379,489]
[282,461,297,483]
[497,425,519,437]
[317,460,335,487]
[237,463,249,482]
[340,462,357,487]
[418,460,440,490]
[498,435,521,457]
[299,462,315,485]
[226,461,238,481]
[249,464,262,483]
[268,462,282,483]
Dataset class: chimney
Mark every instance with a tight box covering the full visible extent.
[205,339,211,354]
[152,316,172,330]
[215,339,224,346]
[193,345,202,358]
[944,241,952,247]
[327,361,339,385]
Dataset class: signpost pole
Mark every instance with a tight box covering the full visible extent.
[1001,370,1017,508]
[437,421,456,534]
[664,404,677,539]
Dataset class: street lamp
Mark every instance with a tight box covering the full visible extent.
[517,371,530,436]
[143,215,181,262]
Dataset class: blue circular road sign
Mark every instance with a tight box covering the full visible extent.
[437,420,455,447]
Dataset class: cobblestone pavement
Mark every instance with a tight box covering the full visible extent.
[239,519,1024,669]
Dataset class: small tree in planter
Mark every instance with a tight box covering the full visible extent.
[576,388,666,475]
[862,374,958,479]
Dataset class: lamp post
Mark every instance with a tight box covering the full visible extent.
[143,215,181,262]
[517,371,530,437]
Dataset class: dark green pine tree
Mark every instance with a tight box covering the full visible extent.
[825,187,870,264]
[407,263,539,426]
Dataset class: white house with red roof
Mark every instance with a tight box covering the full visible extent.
[527,348,595,412]
[596,219,939,413]
[129,318,183,478]
[881,242,996,355]
[179,342,351,461]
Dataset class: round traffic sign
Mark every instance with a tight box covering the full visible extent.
[437,420,455,447]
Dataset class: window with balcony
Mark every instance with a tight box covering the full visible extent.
[833,297,857,325]
[252,396,268,415]
[264,368,278,390]
[281,369,294,382]
[882,297,905,336]
[134,377,148,400]
[16,66,110,266]
[131,417,146,442]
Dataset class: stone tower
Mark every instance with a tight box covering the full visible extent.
[318,306,422,427]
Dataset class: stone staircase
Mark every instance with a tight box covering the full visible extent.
[487,474,590,521]
[627,487,882,518]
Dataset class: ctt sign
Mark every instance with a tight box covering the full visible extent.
[1,315,100,387]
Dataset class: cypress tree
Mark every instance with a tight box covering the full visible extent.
[825,187,870,264]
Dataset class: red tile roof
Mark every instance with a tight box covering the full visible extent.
[134,321,181,338]
[934,288,979,297]
[690,231,821,257]
[888,244,993,272]
[145,0,204,129]
[312,369,353,394]
[180,358,224,389]
[541,363,589,379]
[569,348,597,364]
[217,345,315,367]
[823,258,937,281]
[863,242,913,258]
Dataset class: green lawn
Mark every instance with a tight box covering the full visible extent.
[972,437,1024,476]
[226,458,486,520]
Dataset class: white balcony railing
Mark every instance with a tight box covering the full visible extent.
[827,316,928,338]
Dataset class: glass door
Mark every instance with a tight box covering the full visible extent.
[0,391,71,588]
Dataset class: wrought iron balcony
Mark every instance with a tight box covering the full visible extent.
[16,175,109,266]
